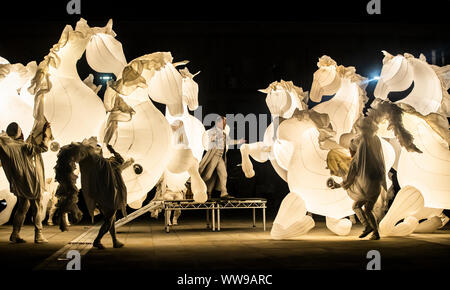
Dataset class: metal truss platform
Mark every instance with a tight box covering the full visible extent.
[215,198,267,231]
[111,198,267,233]
[164,198,267,233]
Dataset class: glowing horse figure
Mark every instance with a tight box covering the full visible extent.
[17,19,121,225]
[164,69,205,191]
[275,57,396,238]
[239,80,324,238]
[85,26,208,207]
[374,51,450,236]
[240,80,308,183]
[0,59,38,225]
[145,68,205,223]
[241,56,396,238]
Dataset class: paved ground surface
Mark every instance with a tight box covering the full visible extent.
[1,214,449,272]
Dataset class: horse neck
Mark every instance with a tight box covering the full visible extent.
[314,78,362,139]
[51,40,88,79]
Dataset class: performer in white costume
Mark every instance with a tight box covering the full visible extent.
[199,116,245,199]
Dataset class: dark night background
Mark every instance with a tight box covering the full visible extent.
[0,0,449,219]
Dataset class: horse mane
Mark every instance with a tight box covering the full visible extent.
[367,99,422,153]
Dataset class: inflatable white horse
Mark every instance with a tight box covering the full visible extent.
[164,68,205,196]
[374,51,450,236]
[83,22,208,207]
[16,19,126,225]
[241,56,396,238]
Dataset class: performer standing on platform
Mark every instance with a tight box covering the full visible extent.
[199,116,245,199]
[0,121,52,243]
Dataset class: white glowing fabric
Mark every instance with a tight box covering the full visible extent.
[164,106,206,197]
[148,62,184,116]
[271,192,315,239]
[0,61,36,224]
[396,113,450,208]
[0,61,36,137]
[18,21,109,183]
[240,82,306,181]
[86,25,205,206]
[310,56,367,141]
[166,107,205,161]
[272,58,396,237]
[274,117,394,238]
[263,122,290,181]
[240,58,401,237]
[379,186,423,236]
[0,174,17,225]
[278,118,352,219]
[373,51,450,236]
[41,76,105,144]
[180,68,200,111]
[259,80,308,119]
[374,51,449,117]
[0,57,9,64]
[84,20,127,77]
[100,99,173,208]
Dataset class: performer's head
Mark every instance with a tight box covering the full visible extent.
[215,115,226,129]
[6,122,24,141]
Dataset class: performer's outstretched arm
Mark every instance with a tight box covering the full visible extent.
[24,122,51,155]
[106,144,124,164]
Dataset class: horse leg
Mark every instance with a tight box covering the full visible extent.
[270,192,315,239]
[93,209,115,249]
[240,142,271,179]
[325,216,352,236]
[379,186,422,236]
[240,143,255,178]
[186,155,207,203]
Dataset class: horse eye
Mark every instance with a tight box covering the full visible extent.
[133,164,143,175]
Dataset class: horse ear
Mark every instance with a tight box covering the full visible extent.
[419,53,427,62]
[106,19,113,31]
[381,50,394,64]
[381,50,392,57]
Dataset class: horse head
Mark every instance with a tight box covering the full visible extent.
[259,80,308,119]
[374,51,414,102]
[179,67,200,111]
[80,18,128,78]
[311,55,368,142]
[310,55,341,102]
[375,51,448,117]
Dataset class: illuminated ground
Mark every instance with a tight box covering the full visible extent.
[0,214,449,271]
